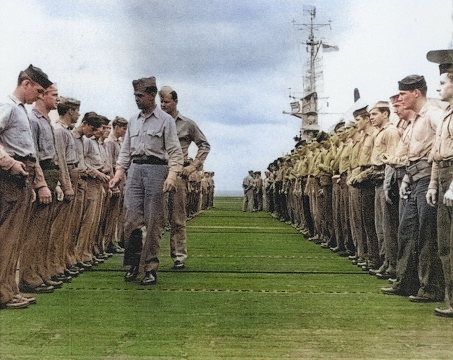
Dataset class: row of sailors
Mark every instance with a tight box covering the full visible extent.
[264,48,453,318]
[0,65,212,309]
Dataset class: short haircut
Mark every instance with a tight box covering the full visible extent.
[57,100,79,116]
[112,116,128,128]
[376,107,391,117]
[17,71,32,86]
[82,112,103,129]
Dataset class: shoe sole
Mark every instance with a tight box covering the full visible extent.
[140,281,157,285]
[435,310,453,317]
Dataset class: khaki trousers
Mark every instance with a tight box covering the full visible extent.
[168,176,188,263]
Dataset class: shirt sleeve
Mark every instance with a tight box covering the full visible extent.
[190,122,210,165]
[164,117,183,173]
[117,122,132,171]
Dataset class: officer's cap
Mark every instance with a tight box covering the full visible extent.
[426,49,453,74]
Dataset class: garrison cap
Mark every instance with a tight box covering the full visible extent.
[389,94,401,104]
[426,49,453,74]
[59,96,81,108]
[398,75,426,91]
[24,64,52,89]
[368,101,390,112]
[315,131,329,142]
[353,105,368,119]
[132,77,157,92]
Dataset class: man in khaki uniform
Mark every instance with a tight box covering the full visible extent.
[348,106,379,270]
[52,97,83,276]
[103,116,128,254]
[426,49,453,316]
[0,65,53,309]
[368,101,401,279]
[19,84,61,294]
[159,86,210,269]
[243,170,255,212]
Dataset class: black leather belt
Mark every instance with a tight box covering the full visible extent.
[437,159,453,168]
[40,159,59,170]
[394,167,406,179]
[132,155,167,165]
[13,155,36,163]
[374,164,385,171]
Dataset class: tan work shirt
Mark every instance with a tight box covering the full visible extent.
[118,107,183,173]
[399,102,443,162]
[175,112,210,165]
[370,122,400,166]
[429,107,453,189]
[357,128,377,167]
[338,141,352,175]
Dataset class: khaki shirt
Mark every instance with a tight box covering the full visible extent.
[349,138,362,171]
[84,137,105,173]
[357,127,377,167]
[118,107,183,173]
[72,128,88,172]
[0,95,46,189]
[175,113,210,165]
[53,121,78,194]
[0,96,36,159]
[429,107,453,189]
[371,122,400,166]
[399,101,443,162]
[338,141,353,175]
[103,134,121,169]
[29,108,57,163]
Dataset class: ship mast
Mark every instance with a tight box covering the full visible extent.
[289,5,337,141]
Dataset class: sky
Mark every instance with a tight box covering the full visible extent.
[0,0,452,194]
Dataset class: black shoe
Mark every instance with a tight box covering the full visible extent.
[381,287,407,296]
[77,262,92,270]
[141,270,157,285]
[408,295,438,303]
[15,294,36,305]
[20,282,54,294]
[173,260,185,270]
[53,274,72,283]
[65,269,79,277]
[70,265,84,273]
[0,297,29,309]
[124,266,139,282]
[434,306,453,317]
[375,272,395,280]
[46,280,63,288]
